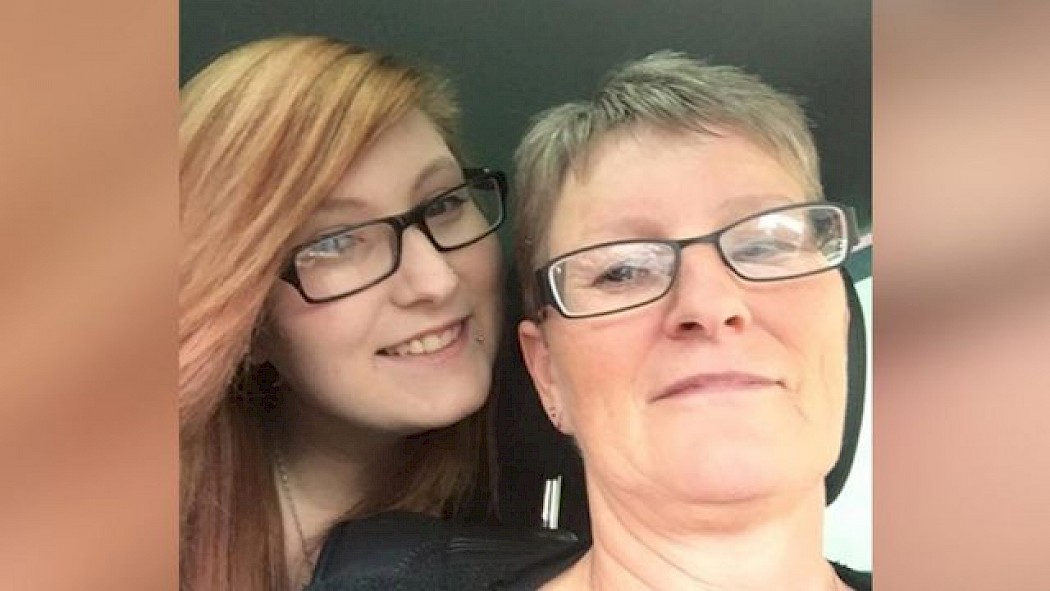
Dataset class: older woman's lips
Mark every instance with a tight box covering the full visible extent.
[655,372,780,401]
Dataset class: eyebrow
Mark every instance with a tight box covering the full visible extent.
[314,156,462,215]
[714,193,800,221]
[409,156,462,196]
[580,193,800,240]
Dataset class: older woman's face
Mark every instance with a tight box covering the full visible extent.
[518,129,847,506]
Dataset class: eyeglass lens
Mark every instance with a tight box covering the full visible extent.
[548,204,849,317]
[294,174,502,301]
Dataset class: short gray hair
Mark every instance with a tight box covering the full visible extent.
[512,50,822,319]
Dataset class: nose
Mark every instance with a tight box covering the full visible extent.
[662,246,752,340]
[389,226,459,306]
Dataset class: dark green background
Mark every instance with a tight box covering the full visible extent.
[181,0,872,270]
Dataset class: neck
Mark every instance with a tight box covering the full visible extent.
[272,396,404,587]
[555,478,843,591]
[275,399,404,526]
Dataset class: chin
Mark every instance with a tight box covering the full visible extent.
[659,441,797,504]
[678,469,783,505]
[407,383,488,431]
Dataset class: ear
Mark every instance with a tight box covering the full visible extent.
[518,319,574,435]
[247,321,276,367]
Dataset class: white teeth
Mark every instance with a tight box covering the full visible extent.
[385,323,462,357]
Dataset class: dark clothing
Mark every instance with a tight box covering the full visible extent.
[306,511,583,591]
[308,511,872,590]
[497,547,872,590]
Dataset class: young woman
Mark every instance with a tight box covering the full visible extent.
[179,36,505,590]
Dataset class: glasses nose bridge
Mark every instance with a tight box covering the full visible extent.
[392,205,441,250]
[676,229,722,256]
[673,229,735,281]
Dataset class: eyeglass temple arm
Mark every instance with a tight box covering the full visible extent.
[532,266,557,320]
[842,206,870,253]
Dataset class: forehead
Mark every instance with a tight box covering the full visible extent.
[328,109,455,207]
[546,128,806,255]
[292,109,461,244]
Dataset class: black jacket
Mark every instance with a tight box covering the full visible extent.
[307,511,872,590]
[307,511,583,591]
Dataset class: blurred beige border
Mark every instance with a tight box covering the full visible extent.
[875,1,1050,588]
[2,1,1050,588]
[0,1,178,590]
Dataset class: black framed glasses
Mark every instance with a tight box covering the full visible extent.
[535,202,860,319]
[281,168,506,304]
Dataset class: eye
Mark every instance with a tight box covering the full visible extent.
[590,260,665,291]
[597,264,646,284]
[731,239,799,262]
[302,232,360,261]
[568,244,674,291]
[426,189,470,220]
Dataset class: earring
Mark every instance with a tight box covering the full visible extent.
[548,407,561,430]
[256,361,281,391]
[474,333,485,343]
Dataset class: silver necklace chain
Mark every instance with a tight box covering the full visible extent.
[273,448,316,586]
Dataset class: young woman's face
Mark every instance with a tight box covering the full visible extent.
[262,110,502,437]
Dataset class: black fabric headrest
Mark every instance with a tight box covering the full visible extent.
[826,268,867,505]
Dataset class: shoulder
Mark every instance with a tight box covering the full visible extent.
[832,561,872,591]
[489,542,584,590]
[308,511,448,589]
[307,511,585,591]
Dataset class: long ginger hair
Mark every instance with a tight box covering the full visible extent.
[179,36,492,591]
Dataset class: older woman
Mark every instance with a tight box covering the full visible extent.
[510,51,871,590]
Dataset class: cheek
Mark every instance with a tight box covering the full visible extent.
[767,280,849,433]
[814,326,848,426]
[264,285,381,389]
[448,237,503,349]
[453,236,501,298]
[550,321,649,426]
